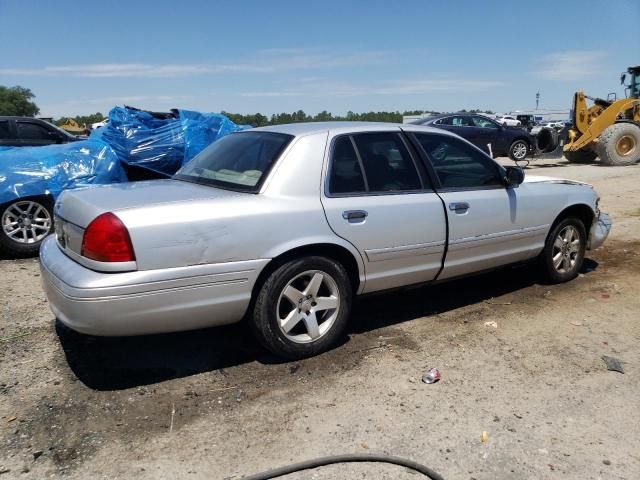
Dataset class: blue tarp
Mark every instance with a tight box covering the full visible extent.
[0,140,126,205]
[0,107,247,205]
[90,107,247,176]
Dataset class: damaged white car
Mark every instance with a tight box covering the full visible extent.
[40,122,611,358]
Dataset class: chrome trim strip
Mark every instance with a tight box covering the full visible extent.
[448,224,549,251]
[365,240,445,262]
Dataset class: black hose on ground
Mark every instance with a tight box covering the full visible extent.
[240,453,445,480]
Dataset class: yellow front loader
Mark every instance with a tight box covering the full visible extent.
[564,65,640,166]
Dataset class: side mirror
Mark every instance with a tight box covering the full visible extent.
[504,166,524,188]
[620,73,627,86]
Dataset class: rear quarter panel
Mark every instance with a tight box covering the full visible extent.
[116,132,365,278]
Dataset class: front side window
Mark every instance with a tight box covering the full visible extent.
[413,133,503,189]
[471,116,498,129]
[175,131,293,192]
[16,122,51,140]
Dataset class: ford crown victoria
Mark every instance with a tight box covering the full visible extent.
[40,122,611,358]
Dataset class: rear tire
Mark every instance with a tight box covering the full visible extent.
[564,149,597,164]
[251,256,352,359]
[0,197,54,258]
[539,217,586,284]
[596,123,640,166]
[508,139,529,161]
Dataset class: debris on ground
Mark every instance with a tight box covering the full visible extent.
[0,332,31,343]
[602,355,625,373]
[480,431,488,443]
[483,321,498,328]
[422,368,441,384]
[569,321,583,326]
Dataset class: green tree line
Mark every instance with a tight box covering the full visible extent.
[1,84,495,128]
[222,110,443,127]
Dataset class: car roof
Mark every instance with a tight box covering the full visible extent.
[249,121,450,137]
[411,112,497,125]
[0,116,47,121]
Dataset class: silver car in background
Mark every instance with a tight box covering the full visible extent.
[40,122,611,358]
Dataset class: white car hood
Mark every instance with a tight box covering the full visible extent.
[523,175,589,186]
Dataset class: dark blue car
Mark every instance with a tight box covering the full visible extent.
[412,113,535,161]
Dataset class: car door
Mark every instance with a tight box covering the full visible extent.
[0,119,19,147]
[409,131,552,280]
[321,130,447,293]
[16,120,58,146]
[470,115,503,155]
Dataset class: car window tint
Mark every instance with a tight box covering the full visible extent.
[413,133,503,189]
[175,131,292,191]
[447,116,471,127]
[471,116,498,129]
[328,136,366,194]
[0,121,10,139]
[352,132,421,192]
[16,122,51,140]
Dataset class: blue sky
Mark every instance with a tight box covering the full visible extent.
[1,0,638,118]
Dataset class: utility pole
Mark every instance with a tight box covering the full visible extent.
[536,91,540,110]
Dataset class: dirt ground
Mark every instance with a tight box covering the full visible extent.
[1,156,639,480]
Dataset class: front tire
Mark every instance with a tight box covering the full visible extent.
[596,123,640,166]
[251,256,352,359]
[539,217,586,283]
[0,197,53,257]
[509,139,529,161]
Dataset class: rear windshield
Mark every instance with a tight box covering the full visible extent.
[174,131,293,192]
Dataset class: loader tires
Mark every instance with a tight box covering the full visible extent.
[596,123,640,166]
[564,149,596,164]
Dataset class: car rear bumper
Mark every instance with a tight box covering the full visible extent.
[587,212,612,250]
[39,236,269,336]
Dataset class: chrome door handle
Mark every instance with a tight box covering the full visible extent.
[449,202,470,212]
[342,210,368,222]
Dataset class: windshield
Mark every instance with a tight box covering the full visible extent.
[174,131,293,192]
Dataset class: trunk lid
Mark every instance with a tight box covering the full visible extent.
[55,179,242,228]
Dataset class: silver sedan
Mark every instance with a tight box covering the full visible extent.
[40,122,611,358]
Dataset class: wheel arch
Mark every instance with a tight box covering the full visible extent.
[613,119,640,128]
[251,242,364,303]
[0,193,55,211]
[551,203,595,234]
[512,135,534,147]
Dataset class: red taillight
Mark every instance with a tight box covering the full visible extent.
[81,212,135,263]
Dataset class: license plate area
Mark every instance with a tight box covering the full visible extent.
[54,217,82,254]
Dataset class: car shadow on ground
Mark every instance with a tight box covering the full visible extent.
[57,259,599,391]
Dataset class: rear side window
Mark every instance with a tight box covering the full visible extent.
[438,116,471,127]
[471,116,498,129]
[0,121,10,139]
[328,136,366,194]
[413,133,503,189]
[328,132,424,195]
[17,122,51,140]
[353,133,422,192]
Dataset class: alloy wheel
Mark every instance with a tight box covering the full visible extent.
[552,225,580,273]
[1,200,52,244]
[512,141,528,160]
[276,270,340,344]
